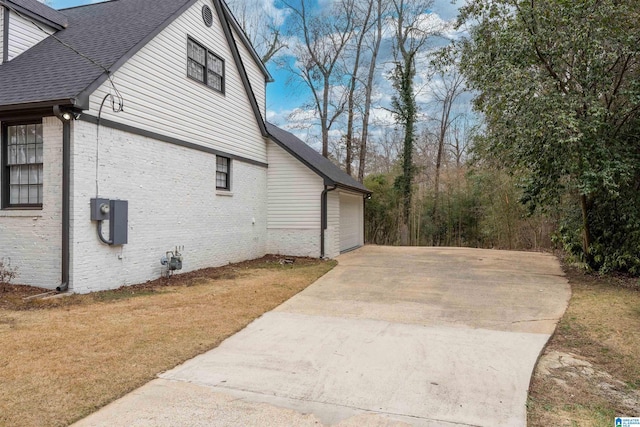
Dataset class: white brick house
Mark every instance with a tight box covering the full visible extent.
[0,0,369,293]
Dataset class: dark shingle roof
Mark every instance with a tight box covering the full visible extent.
[2,0,68,29]
[1,0,201,109]
[266,122,370,194]
[0,0,271,112]
[0,0,197,110]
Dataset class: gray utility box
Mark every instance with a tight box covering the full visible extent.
[109,200,128,245]
[90,198,128,245]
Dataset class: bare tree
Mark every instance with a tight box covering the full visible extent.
[357,0,386,182]
[430,49,466,245]
[283,0,356,158]
[342,0,381,176]
[390,0,438,244]
[226,0,287,64]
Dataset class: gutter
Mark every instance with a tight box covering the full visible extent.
[320,184,337,258]
[55,110,71,292]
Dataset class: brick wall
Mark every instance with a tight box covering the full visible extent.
[0,117,62,289]
[267,229,320,258]
[69,120,268,293]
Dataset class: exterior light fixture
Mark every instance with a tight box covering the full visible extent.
[53,105,82,121]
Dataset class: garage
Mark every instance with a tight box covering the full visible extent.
[267,124,370,258]
[339,192,364,252]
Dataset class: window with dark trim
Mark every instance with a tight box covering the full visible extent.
[216,156,230,190]
[187,37,225,93]
[2,121,44,208]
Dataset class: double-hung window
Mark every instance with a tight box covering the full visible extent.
[216,156,230,190]
[187,37,224,93]
[2,121,44,208]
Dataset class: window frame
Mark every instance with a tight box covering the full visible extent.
[187,36,225,94]
[216,156,231,191]
[1,119,44,210]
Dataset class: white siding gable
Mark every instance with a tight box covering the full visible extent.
[231,25,266,120]
[88,0,267,164]
[0,7,4,64]
[7,10,54,61]
[267,140,323,229]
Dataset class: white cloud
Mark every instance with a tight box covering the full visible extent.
[431,0,463,21]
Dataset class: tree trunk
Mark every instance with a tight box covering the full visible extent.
[358,0,384,183]
[345,0,373,176]
[580,194,593,265]
[322,75,330,157]
[433,123,445,245]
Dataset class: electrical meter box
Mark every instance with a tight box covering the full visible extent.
[90,198,128,245]
[109,200,128,245]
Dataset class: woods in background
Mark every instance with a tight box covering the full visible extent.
[227,0,640,274]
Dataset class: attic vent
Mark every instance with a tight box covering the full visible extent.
[202,5,213,27]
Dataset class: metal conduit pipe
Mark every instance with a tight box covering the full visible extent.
[54,107,71,292]
[320,184,337,258]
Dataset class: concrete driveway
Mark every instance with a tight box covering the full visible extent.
[74,246,570,427]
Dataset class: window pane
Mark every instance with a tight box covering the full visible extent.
[188,59,204,82]
[8,126,16,145]
[28,185,39,204]
[38,185,43,204]
[8,146,17,165]
[207,53,223,74]
[17,145,26,164]
[188,39,205,64]
[16,125,26,145]
[19,185,29,204]
[20,166,29,184]
[187,39,195,58]
[10,166,20,184]
[217,157,228,173]
[10,185,19,204]
[35,124,43,143]
[216,172,227,189]
[27,145,36,163]
[208,73,222,91]
[29,165,39,184]
[36,144,43,163]
[27,124,36,144]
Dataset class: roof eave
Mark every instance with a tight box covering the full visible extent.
[1,0,67,30]
[0,96,86,113]
[267,129,370,195]
[335,183,371,195]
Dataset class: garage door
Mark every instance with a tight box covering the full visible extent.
[339,192,363,252]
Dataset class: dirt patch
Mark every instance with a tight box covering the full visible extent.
[0,255,336,427]
[528,261,640,426]
[0,254,319,311]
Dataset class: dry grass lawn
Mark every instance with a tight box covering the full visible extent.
[0,255,336,427]
[528,261,640,426]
